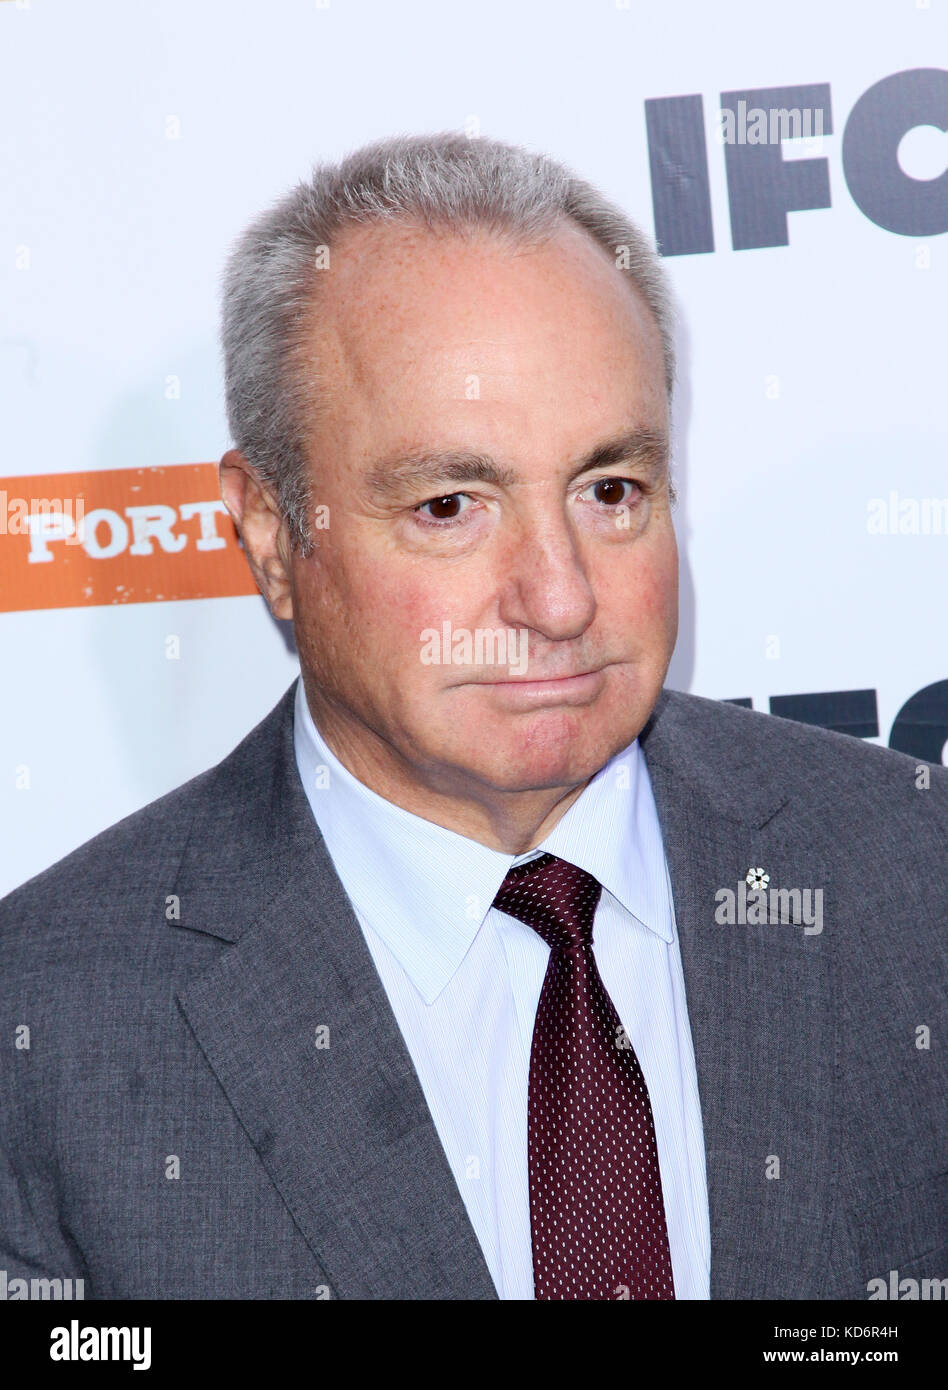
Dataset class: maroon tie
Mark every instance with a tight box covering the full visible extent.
[493,852,676,1300]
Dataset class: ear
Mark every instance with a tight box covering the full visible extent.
[219,449,294,621]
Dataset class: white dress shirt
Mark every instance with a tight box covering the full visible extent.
[293,678,711,1299]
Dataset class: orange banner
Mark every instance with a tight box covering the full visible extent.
[0,465,259,613]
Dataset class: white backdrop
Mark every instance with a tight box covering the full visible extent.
[2,0,945,896]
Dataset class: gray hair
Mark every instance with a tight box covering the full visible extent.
[221,130,676,555]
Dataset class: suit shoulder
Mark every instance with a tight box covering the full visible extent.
[645,687,947,830]
[0,683,295,960]
[7,768,198,897]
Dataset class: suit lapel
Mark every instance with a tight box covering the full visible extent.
[174,683,497,1299]
[640,691,838,1298]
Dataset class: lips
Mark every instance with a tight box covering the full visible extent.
[476,668,601,685]
[458,668,610,711]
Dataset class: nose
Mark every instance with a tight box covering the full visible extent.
[496,505,597,643]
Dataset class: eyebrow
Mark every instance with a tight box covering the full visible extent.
[364,427,669,499]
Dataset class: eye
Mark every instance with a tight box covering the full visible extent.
[414,493,473,524]
[580,477,641,507]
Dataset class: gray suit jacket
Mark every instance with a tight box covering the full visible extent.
[1,680,945,1299]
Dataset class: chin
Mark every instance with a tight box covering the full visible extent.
[466,707,639,794]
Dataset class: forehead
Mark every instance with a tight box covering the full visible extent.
[296,216,668,452]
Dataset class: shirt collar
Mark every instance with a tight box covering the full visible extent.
[293,678,673,1004]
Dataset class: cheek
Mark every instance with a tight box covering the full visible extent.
[597,532,678,631]
[302,540,484,673]
[643,544,679,625]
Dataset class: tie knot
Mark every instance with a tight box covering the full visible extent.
[492,852,602,950]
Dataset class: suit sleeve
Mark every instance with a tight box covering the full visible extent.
[0,946,91,1292]
[0,1128,89,1289]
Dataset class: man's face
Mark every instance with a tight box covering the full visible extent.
[288,217,678,803]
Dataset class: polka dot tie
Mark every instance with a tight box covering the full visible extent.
[493,852,676,1300]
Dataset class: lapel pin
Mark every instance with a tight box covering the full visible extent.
[745,867,770,891]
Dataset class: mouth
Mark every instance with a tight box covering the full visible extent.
[486,669,598,685]
[462,667,610,706]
